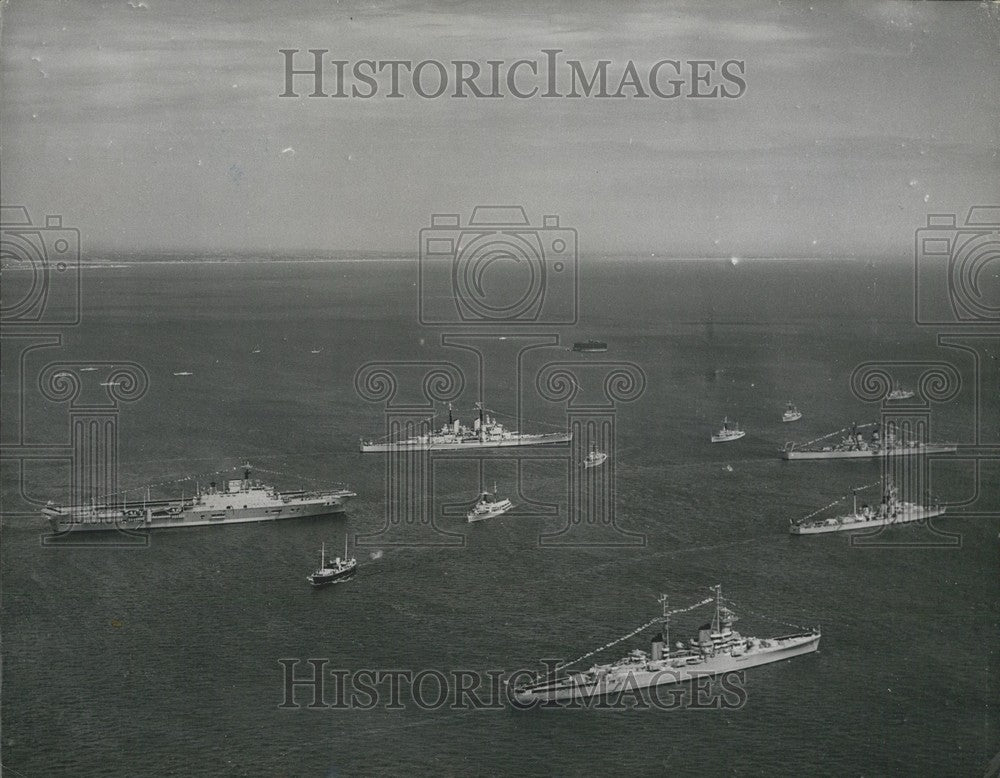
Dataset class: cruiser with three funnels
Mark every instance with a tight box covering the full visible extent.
[44,464,355,533]
[359,402,571,452]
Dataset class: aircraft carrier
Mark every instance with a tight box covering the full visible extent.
[44,464,355,533]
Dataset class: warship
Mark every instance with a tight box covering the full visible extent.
[466,483,514,523]
[790,479,945,535]
[782,421,956,460]
[511,586,820,704]
[360,403,571,452]
[886,383,915,401]
[44,464,355,533]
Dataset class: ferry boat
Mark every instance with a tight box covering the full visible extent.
[511,586,820,704]
[360,403,571,453]
[782,403,802,423]
[584,444,608,469]
[711,418,745,443]
[572,340,608,353]
[44,464,355,533]
[466,483,514,523]
[307,538,357,586]
[790,480,945,535]
[782,421,956,460]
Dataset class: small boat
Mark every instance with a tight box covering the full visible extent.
[310,349,322,354]
[782,402,802,423]
[711,418,745,443]
[886,383,914,401]
[466,483,513,523]
[572,340,608,353]
[173,371,193,376]
[583,443,608,469]
[307,538,357,586]
[251,344,262,354]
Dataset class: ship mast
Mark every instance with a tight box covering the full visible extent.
[658,593,670,657]
[713,584,722,632]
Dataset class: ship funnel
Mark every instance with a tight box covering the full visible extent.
[698,625,713,648]
[651,631,664,661]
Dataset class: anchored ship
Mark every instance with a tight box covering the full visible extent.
[782,402,803,423]
[584,443,608,469]
[790,479,945,535]
[44,464,355,533]
[360,403,571,453]
[711,417,745,443]
[572,340,608,353]
[511,586,820,704]
[466,483,514,523]
[886,383,915,401]
[782,421,956,460]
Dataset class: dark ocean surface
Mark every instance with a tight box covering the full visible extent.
[2,257,998,776]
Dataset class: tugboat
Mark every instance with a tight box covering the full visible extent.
[307,538,357,586]
[466,483,514,523]
[511,585,820,704]
[711,418,745,443]
[790,478,945,535]
[886,383,915,401]
[782,402,802,423]
[583,443,608,469]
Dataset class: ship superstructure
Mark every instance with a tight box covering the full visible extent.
[790,479,945,535]
[782,421,956,460]
[360,403,571,453]
[511,586,820,704]
[44,464,355,533]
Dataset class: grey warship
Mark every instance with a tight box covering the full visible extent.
[782,421,956,460]
[512,586,820,704]
[360,403,571,453]
[44,464,355,533]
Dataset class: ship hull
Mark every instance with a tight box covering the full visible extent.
[513,632,820,704]
[782,444,956,460]
[46,500,349,533]
[791,507,946,535]
[308,566,357,586]
[360,432,572,453]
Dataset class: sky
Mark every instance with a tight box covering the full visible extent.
[0,0,997,257]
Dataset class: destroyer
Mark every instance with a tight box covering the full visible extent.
[790,479,945,535]
[44,464,355,533]
[360,403,571,452]
[782,421,956,460]
[512,586,819,704]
